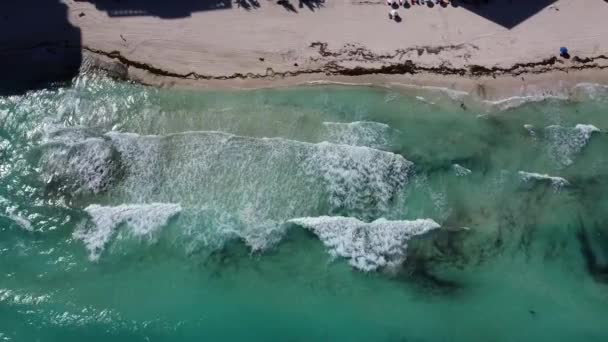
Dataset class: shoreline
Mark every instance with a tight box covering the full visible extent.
[85,49,608,110]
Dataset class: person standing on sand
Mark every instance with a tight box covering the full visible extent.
[389,9,400,21]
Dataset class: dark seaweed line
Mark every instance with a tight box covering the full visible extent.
[83,46,608,81]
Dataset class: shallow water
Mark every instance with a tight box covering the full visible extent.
[1,74,608,341]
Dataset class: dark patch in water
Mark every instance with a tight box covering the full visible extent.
[407,152,488,177]
[395,230,467,295]
[397,255,463,295]
[431,229,469,263]
[576,223,608,284]
[201,240,251,278]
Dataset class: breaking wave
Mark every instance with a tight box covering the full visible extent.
[518,171,569,190]
[40,129,413,218]
[74,203,182,261]
[453,164,472,177]
[321,121,395,150]
[288,216,440,272]
[544,124,600,167]
[44,128,415,259]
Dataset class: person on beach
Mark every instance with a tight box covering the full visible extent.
[389,9,400,21]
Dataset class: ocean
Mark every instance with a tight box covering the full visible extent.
[1,73,607,341]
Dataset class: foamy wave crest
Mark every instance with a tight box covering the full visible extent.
[545,124,600,167]
[518,171,569,190]
[453,164,472,176]
[105,130,412,218]
[307,142,412,215]
[288,216,440,272]
[321,121,395,150]
[485,94,569,111]
[0,288,50,306]
[48,129,413,255]
[74,203,181,261]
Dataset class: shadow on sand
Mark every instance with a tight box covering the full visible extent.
[0,0,82,95]
[278,0,325,13]
[0,1,240,95]
[79,0,233,18]
[457,0,557,29]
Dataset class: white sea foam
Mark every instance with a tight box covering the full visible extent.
[484,94,570,111]
[483,83,608,110]
[518,171,570,190]
[523,124,535,133]
[321,121,394,150]
[453,164,472,177]
[106,130,412,217]
[46,128,413,254]
[0,288,50,306]
[388,83,469,103]
[49,306,120,327]
[74,203,181,261]
[6,212,33,231]
[574,124,601,135]
[307,141,412,215]
[545,124,600,167]
[289,216,440,272]
[1,198,33,232]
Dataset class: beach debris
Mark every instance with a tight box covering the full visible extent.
[560,47,570,59]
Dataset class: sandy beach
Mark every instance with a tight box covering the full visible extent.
[3,0,608,98]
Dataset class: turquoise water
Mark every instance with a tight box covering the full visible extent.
[1,74,608,341]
